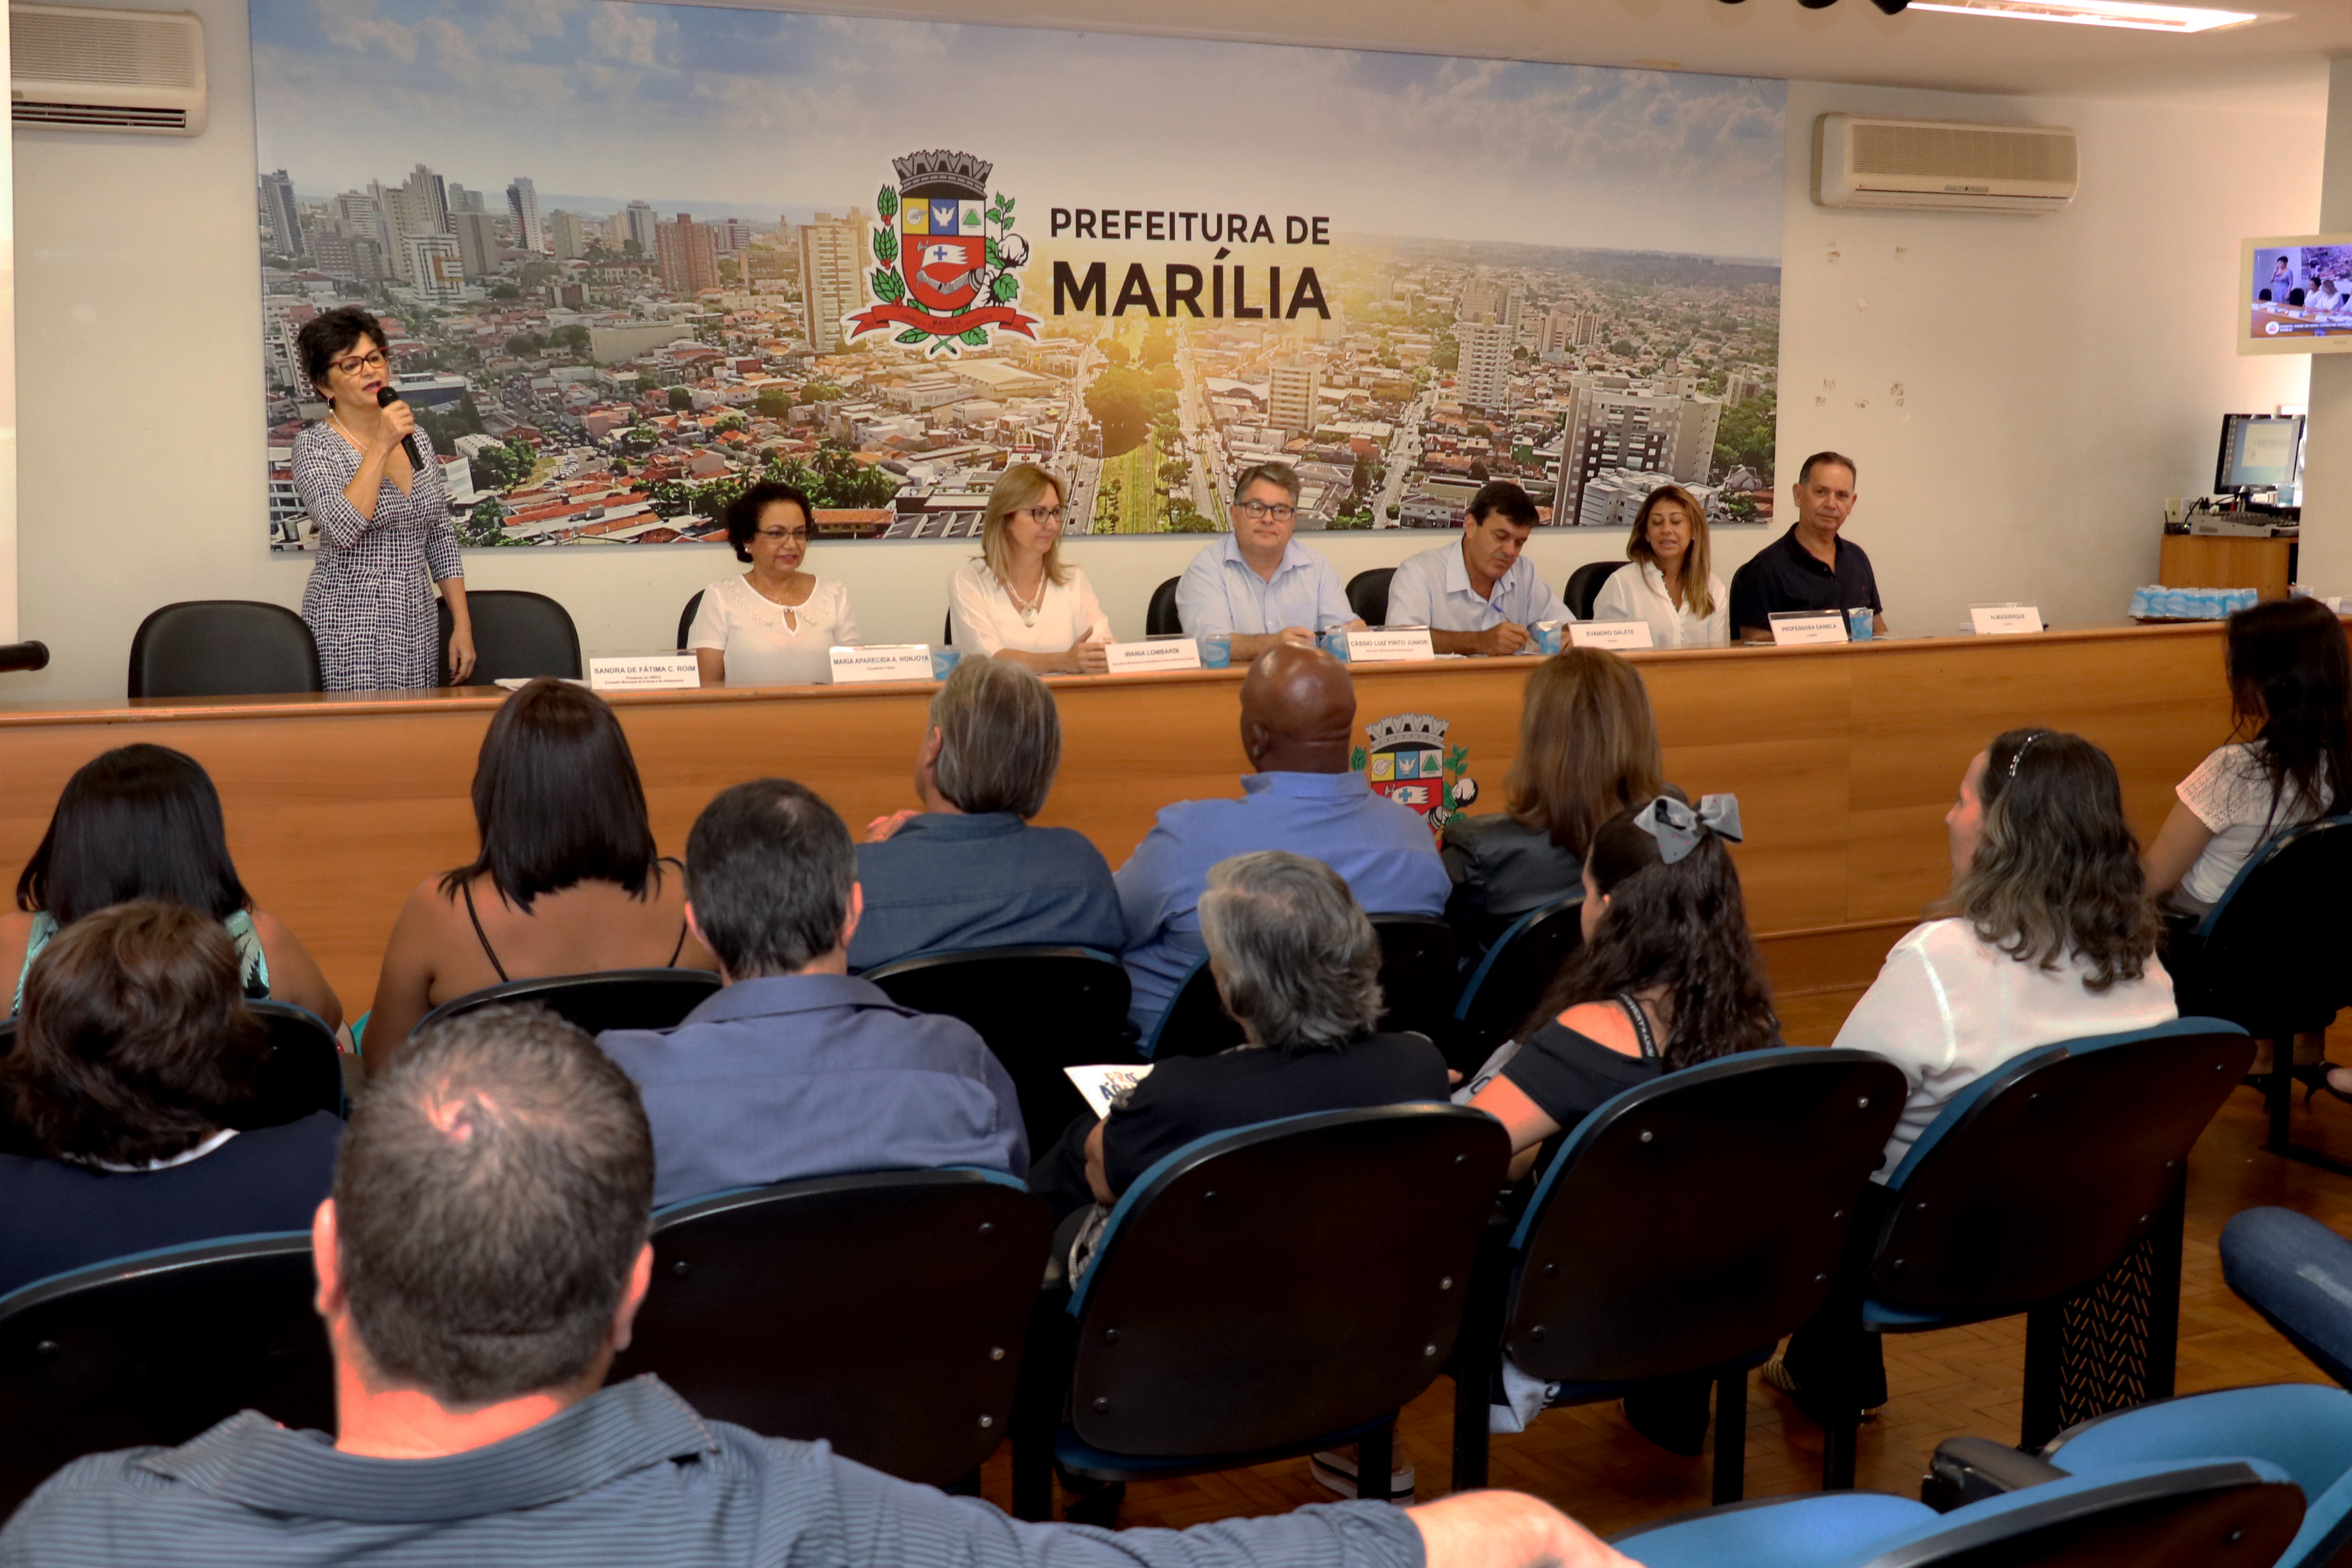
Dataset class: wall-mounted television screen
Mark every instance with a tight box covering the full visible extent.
[2242,234,2352,354]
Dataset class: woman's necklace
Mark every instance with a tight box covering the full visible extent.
[748,571,803,632]
[1007,568,1046,627]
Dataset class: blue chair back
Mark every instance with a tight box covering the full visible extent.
[413,968,721,1045]
[1066,1104,1506,1458]
[1447,892,1584,1072]
[1145,576,1182,635]
[610,1169,1051,1487]
[1869,1021,2251,1318]
[2183,816,2352,1038]
[0,1232,330,1513]
[1503,1048,1906,1384]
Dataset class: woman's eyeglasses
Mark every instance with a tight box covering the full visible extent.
[332,350,390,376]
[756,528,809,544]
[1018,506,1066,526]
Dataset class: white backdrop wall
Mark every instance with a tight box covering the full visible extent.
[5,1,2323,699]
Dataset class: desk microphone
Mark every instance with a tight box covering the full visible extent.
[377,386,429,472]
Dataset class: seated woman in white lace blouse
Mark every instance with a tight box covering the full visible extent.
[947,464,1112,675]
[689,482,858,688]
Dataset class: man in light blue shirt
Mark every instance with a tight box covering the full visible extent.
[1115,644,1449,1043]
[1385,480,1571,656]
[1175,462,1363,661]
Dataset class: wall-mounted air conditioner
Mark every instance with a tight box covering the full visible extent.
[9,2,205,135]
[1813,114,2076,215]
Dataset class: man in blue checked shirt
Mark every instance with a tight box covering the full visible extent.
[1384,480,1571,656]
[0,1005,1632,1568]
[1175,462,1365,660]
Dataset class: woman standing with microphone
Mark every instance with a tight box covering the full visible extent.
[290,307,475,689]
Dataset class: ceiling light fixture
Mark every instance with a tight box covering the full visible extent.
[1905,0,2259,31]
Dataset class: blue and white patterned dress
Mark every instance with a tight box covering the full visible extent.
[292,421,465,691]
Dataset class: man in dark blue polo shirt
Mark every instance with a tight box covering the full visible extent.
[1726,451,1887,642]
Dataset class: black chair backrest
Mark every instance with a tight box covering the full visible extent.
[0,1233,332,1513]
[944,608,954,647]
[1370,914,1459,1040]
[127,601,322,699]
[611,1170,1053,1487]
[411,969,722,1044]
[1145,955,1247,1059]
[1869,1028,2250,1317]
[2183,817,2352,1037]
[1346,567,1395,627]
[1069,1104,1508,1456]
[1447,893,1584,1072]
[863,948,1131,1155]
[439,589,581,686]
[1146,576,1183,637]
[1506,1049,1906,1383]
[676,589,706,652]
[1565,561,1625,620]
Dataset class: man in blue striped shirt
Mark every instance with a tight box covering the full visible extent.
[0,1006,1628,1568]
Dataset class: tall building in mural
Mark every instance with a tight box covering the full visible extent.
[655,213,719,293]
[798,209,867,354]
[506,176,546,253]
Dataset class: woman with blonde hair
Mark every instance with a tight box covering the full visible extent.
[1441,648,1666,954]
[947,463,1113,674]
[1590,483,1728,648]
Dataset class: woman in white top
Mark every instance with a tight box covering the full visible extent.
[948,464,1112,674]
[689,482,858,687]
[2142,596,2349,1089]
[1587,483,1728,649]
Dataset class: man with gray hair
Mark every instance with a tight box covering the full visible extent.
[850,658,1121,972]
[2,1005,1634,1568]
[1175,462,1365,660]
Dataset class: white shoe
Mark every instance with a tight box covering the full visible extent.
[1309,1448,1414,1503]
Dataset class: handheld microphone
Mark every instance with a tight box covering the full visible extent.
[376,385,429,472]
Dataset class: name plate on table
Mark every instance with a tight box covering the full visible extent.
[1342,627,1437,663]
[1569,620,1655,651]
[828,644,934,684]
[1767,611,1850,647]
[1970,604,2045,636]
[586,652,700,691]
[1103,638,1201,674]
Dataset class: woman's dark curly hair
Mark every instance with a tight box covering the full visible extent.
[1949,729,2158,992]
[2222,596,2352,838]
[722,482,815,564]
[1521,789,1778,1068]
[295,305,389,400]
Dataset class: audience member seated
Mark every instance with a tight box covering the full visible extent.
[1769,729,2174,1431]
[1115,645,1450,1042]
[850,659,1121,971]
[688,480,858,688]
[1440,649,1664,958]
[948,463,1113,675]
[1033,851,1448,1225]
[1,744,341,1029]
[1174,462,1363,660]
[1587,483,1730,649]
[0,900,342,1298]
[0,1001,1628,1568]
[1465,792,1774,1453]
[2141,597,2350,1091]
[367,679,717,1056]
[1384,480,1571,656]
[599,778,1025,1207]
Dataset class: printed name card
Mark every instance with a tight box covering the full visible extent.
[1568,620,1655,651]
[828,644,935,684]
[585,652,700,691]
[1970,604,2045,636]
[1103,638,1203,674]
[1767,612,1850,647]
[1344,627,1437,663]
[1064,1062,1156,1120]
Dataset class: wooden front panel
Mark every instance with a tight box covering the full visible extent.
[2159,534,2293,600]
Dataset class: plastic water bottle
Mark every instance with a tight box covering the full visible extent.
[2129,586,2152,619]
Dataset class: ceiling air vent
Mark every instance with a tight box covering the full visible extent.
[9,3,205,136]
[1813,114,2077,215]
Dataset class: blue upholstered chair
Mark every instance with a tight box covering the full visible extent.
[1443,892,1583,1074]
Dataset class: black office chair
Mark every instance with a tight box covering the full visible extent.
[1140,954,1246,1060]
[676,589,706,652]
[1445,892,1584,1073]
[611,1170,1054,1487]
[863,947,1132,1157]
[944,609,954,647]
[439,589,581,686]
[1145,577,1183,637]
[1810,1019,2253,1489]
[126,601,322,699]
[1346,567,1395,627]
[2166,816,2352,1173]
[1370,914,1459,1041]
[1010,1104,1509,1521]
[1565,561,1625,620]
[1451,1049,1906,1503]
[410,969,722,1046]
[0,1232,333,1513]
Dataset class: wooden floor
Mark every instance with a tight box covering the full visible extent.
[962,999,2352,1538]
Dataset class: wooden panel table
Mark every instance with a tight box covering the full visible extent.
[0,622,2240,1016]
[2159,533,2294,600]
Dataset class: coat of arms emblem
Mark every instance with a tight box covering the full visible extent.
[845,149,1038,358]
[1355,714,1475,840]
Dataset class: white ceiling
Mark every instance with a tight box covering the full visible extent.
[681,0,2346,109]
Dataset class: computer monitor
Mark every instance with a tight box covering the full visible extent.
[2215,413,2305,498]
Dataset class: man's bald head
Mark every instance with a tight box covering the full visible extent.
[1239,643,1357,775]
